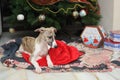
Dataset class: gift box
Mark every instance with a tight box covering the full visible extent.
[104,38,120,52]
[81,26,106,48]
[110,30,120,42]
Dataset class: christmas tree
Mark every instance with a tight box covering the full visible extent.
[6,0,101,30]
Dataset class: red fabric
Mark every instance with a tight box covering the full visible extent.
[22,40,83,66]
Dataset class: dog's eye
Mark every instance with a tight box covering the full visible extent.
[48,36,52,39]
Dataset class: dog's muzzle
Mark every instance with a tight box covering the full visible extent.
[48,40,57,48]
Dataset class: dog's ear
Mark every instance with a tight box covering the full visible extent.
[34,28,39,32]
[50,27,57,32]
[34,27,45,33]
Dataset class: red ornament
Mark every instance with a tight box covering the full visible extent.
[69,0,87,2]
[38,0,49,4]
[31,0,60,5]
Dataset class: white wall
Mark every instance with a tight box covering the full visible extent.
[98,0,114,32]
[113,0,120,30]
[98,0,120,31]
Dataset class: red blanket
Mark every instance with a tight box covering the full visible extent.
[22,40,83,66]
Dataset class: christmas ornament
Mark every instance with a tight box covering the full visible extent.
[38,14,46,21]
[17,14,24,21]
[79,9,87,17]
[9,28,15,33]
[31,0,60,5]
[72,11,79,19]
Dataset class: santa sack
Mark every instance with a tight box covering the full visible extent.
[22,40,84,66]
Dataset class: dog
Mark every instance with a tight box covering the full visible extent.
[19,27,57,73]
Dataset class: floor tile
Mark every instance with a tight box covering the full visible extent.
[0,67,27,80]
[26,71,76,80]
[73,72,97,80]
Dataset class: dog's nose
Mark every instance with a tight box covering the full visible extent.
[54,45,58,48]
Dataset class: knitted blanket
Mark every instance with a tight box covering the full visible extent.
[0,38,120,73]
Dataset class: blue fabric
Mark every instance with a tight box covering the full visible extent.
[1,38,23,63]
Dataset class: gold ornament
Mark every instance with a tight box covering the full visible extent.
[72,10,79,19]
[38,14,46,21]
[9,28,15,33]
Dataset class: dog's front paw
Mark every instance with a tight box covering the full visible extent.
[35,67,42,73]
[48,62,54,68]
[46,55,54,68]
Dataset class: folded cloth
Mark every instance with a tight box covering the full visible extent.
[22,40,84,66]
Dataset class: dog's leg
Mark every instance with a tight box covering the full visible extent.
[46,55,53,68]
[31,55,42,73]
[30,45,42,73]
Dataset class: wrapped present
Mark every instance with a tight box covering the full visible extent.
[104,38,120,52]
[81,26,106,48]
[110,30,120,42]
[98,26,107,38]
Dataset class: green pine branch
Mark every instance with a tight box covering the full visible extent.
[6,0,101,30]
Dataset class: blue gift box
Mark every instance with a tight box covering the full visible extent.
[110,30,120,42]
[104,38,120,52]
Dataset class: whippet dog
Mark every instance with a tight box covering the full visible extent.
[19,27,57,73]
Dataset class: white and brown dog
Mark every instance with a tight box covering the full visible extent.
[19,27,57,73]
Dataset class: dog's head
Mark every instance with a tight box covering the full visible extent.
[35,27,57,48]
